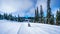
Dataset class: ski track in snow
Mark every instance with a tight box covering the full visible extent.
[0,20,60,34]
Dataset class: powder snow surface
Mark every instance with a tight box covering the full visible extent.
[0,20,60,34]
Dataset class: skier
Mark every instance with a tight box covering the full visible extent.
[28,23,31,27]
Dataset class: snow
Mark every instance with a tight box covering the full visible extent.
[0,20,60,34]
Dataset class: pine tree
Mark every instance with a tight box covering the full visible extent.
[46,0,52,24]
[56,9,60,25]
[35,7,39,22]
[14,16,17,21]
[8,14,13,20]
[18,15,20,22]
[50,14,54,25]
[40,5,44,23]
[3,13,8,20]
[0,14,2,19]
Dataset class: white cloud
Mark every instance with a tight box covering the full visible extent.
[0,0,34,14]
[0,5,16,13]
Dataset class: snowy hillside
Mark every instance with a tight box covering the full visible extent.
[0,20,60,34]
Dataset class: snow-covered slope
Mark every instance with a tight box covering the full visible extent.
[0,20,60,34]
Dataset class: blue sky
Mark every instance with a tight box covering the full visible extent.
[0,0,60,17]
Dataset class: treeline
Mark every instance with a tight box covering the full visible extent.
[34,5,54,24]
[0,13,25,22]
[34,5,60,25]
[34,0,60,25]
